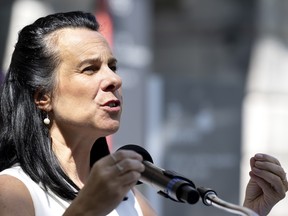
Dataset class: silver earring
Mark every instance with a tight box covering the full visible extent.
[43,114,50,125]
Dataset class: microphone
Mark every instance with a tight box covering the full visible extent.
[118,144,200,205]
[197,187,259,216]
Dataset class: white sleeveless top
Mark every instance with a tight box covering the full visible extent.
[0,166,143,216]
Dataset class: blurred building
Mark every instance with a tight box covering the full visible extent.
[241,1,288,215]
[153,0,252,215]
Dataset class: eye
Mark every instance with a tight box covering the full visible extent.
[82,65,99,74]
[109,64,117,73]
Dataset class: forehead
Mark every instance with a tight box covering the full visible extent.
[53,28,113,60]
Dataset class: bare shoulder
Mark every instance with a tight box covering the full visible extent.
[0,174,34,215]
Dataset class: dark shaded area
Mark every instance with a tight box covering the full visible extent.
[0,0,15,73]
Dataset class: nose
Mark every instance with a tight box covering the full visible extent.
[101,70,122,92]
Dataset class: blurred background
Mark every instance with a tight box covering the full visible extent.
[1,0,288,215]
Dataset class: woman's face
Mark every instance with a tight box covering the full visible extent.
[49,28,122,138]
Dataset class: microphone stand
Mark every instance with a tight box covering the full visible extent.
[197,187,259,216]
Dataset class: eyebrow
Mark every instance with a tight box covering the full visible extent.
[78,57,118,67]
[108,57,118,64]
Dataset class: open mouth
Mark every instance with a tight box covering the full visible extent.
[106,100,120,108]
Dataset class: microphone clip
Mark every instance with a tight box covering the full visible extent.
[157,170,200,205]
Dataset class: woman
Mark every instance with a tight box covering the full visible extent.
[0,11,155,216]
[0,11,286,215]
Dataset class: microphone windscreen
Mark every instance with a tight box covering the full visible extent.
[117,144,154,164]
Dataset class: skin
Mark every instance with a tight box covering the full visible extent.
[44,28,124,187]
[243,153,288,215]
[0,175,34,215]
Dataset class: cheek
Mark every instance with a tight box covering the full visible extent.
[54,82,98,110]
[63,76,99,98]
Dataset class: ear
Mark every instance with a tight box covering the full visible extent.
[34,90,52,111]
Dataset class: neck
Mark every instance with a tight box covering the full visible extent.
[51,135,95,188]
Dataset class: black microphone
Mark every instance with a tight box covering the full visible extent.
[118,144,200,205]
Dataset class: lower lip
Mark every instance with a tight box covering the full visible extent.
[103,106,121,113]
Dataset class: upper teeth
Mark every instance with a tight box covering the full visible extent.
[109,102,116,107]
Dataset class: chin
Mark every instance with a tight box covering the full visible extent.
[104,124,120,135]
[109,127,119,134]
